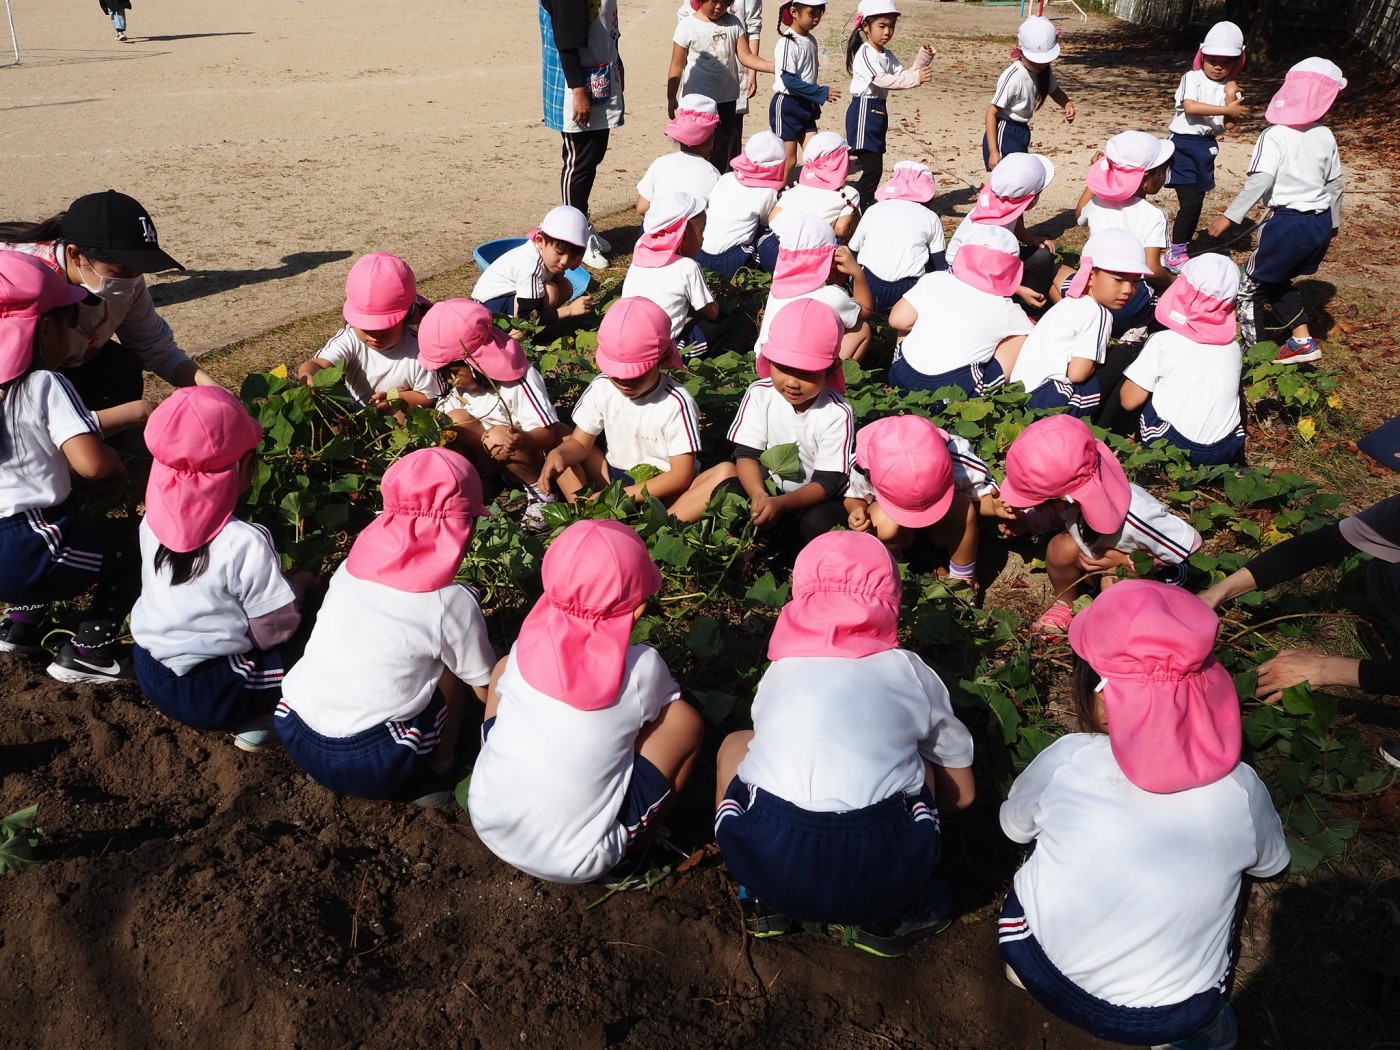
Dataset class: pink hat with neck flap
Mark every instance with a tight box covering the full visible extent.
[771,213,838,297]
[1085,131,1175,204]
[730,131,787,190]
[969,153,1055,223]
[1266,57,1345,127]
[1154,253,1239,345]
[797,132,850,191]
[417,298,528,379]
[875,161,936,204]
[998,415,1130,534]
[0,250,88,384]
[768,531,901,661]
[666,93,721,147]
[950,223,1024,298]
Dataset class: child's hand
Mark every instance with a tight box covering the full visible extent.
[1015,285,1047,309]
[561,295,594,318]
[745,70,759,100]
[537,450,566,492]
[482,426,519,460]
[667,98,678,120]
[917,65,933,85]
[824,86,842,104]
[981,493,1017,520]
[997,511,1036,538]
[1063,100,1076,123]
[749,492,783,526]
[1077,549,1131,576]
[919,43,936,59]
[1207,215,1232,239]
[833,246,861,278]
[847,503,871,532]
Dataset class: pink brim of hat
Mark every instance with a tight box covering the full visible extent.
[757,345,845,394]
[968,185,1035,223]
[798,150,849,191]
[771,245,835,297]
[874,483,952,529]
[666,111,719,147]
[767,533,900,661]
[1085,161,1146,203]
[874,169,935,203]
[730,154,786,190]
[463,327,528,381]
[144,461,245,554]
[1265,71,1342,127]
[1154,280,1237,345]
[950,244,1024,298]
[344,302,411,329]
[595,340,683,379]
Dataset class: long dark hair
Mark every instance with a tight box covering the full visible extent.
[0,212,115,262]
[154,543,212,586]
[845,25,864,73]
[1032,64,1052,110]
[1070,652,1107,734]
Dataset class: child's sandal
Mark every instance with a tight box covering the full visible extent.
[1031,600,1073,636]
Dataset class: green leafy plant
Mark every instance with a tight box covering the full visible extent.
[0,805,43,873]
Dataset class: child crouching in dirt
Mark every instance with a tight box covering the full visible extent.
[417,299,567,530]
[468,520,704,884]
[275,448,495,805]
[130,387,308,750]
[471,206,594,324]
[713,531,974,955]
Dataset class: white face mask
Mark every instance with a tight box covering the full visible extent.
[77,257,141,304]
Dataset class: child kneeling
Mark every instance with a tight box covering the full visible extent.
[714,532,974,955]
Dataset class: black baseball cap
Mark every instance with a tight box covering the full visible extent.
[61,190,184,273]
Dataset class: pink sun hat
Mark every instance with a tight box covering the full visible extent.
[1070,579,1242,793]
[344,447,485,593]
[1085,131,1176,204]
[343,252,418,330]
[515,519,663,711]
[998,415,1130,534]
[1266,57,1346,127]
[768,531,901,661]
[1154,253,1240,345]
[875,161,936,203]
[854,416,956,528]
[144,386,264,554]
[969,153,1056,223]
[757,299,845,393]
[797,132,850,191]
[417,298,527,379]
[634,191,706,268]
[0,250,88,384]
[730,131,787,190]
[595,297,683,379]
[1064,227,1152,299]
[771,213,838,297]
[666,93,721,147]
[950,223,1024,297]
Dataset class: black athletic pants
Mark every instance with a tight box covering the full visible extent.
[560,128,610,218]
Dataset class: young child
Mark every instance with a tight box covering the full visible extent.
[470,206,594,323]
[766,132,861,247]
[673,300,853,547]
[298,252,442,411]
[1117,254,1245,466]
[1208,57,1345,364]
[669,2,773,172]
[983,17,1075,171]
[537,297,701,507]
[467,519,704,884]
[637,95,723,211]
[770,1,842,184]
[844,0,935,207]
[695,131,786,278]
[753,214,872,362]
[621,191,720,357]
[0,251,145,684]
[714,531,975,954]
[997,414,1201,635]
[1165,21,1248,271]
[945,152,1057,309]
[417,299,566,526]
[130,387,303,749]
[888,223,1032,398]
[1009,228,1152,417]
[844,414,1000,590]
[1000,581,1288,1050]
[276,448,496,802]
[847,161,946,315]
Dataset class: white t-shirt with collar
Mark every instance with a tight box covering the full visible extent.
[1124,330,1243,445]
[753,285,862,355]
[636,151,722,205]
[727,381,853,494]
[1247,124,1342,214]
[621,259,715,340]
[471,240,548,306]
[436,366,559,432]
[1170,70,1229,137]
[1009,295,1112,394]
[316,325,442,406]
[848,199,946,282]
[1002,733,1288,1007]
[736,650,975,811]
[278,564,496,737]
[1078,196,1170,250]
[991,61,1057,124]
[896,271,1033,376]
[570,374,702,473]
[467,643,683,883]
[0,370,98,517]
[846,432,997,503]
[773,183,853,228]
[701,172,779,255]
[1058,484,1201,564]
[772,32,818,96]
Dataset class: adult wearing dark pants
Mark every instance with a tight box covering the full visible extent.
[540,0,625,270]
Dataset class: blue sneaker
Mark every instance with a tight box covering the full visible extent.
[1151,1002,1238,1050]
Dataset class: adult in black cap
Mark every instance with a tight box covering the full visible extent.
[0,190,219,412]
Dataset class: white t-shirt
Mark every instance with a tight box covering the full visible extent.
[738,650,974,811]
[754,285,862,354]
[1009,296,1111,393]
[1002,734,1288,1007]
[636,151,722,205]
[1060,483,1201,564]
[0,370,98,517]
[772,32,819,95]
[131,519,297,675]
[943,213,1017,270]
[1124,330,1243,445]
[673,12,742,103]
[849,199,946,282]
[847,432,997,502]
[316,325,442,406]
[436,366,559,432]
[1078,196,1170,250]
[1247,124,1342,213]
[679,0,762,112]
[701,172,779,255]
[727,381,853,494]
[621,259,715,340]
[848,41,903,99]
[571,374,702,473]
[773,183,852,228]
[471,240,548,305]
[991,61,1057,123]
[279,564,495,736]
[1170,69,1229,137]
[897,271,1033,376]
[467,644,683,883]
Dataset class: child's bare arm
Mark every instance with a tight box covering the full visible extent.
[699,300,720,321]
[834,247,873,320]
[929,763,975,812]
[537,429,596,490]
[626,452,697,504]
[984,103,1002,166]
[1065,357,1096,383]
[737,37,773,74]
[666,43,688,116]
[1073,185,1094,220]
[61,432,125,481]
[888,296,919,334]
[297,358,334,384]
[94,399,157,436]
[1050,87,1074,122]
[1117,378,1150,411]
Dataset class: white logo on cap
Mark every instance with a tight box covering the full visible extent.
[138,217,158,244]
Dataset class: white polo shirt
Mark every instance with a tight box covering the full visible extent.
[896,271,1033,376]
[991,61,1057,123]
[701,172,779,255]
[621,259,715,341]
[1169,70,1229,137]
[0,370,98,517]
[471,240,548,305]
[772,32,819,96]
[437,366,559,433]
[773,183,852,228]
[727,381,854,494]
[636,152,721,205]
[1078,196,1170,250]
[849,42,904,99]
[1124,330,1243,445]
[849,199,946,282]
[1009,295,1111,394]
[1247,124,1342,213]
[1060,484,1201,564]
[944,213,1017,270]
[571,374,703,474]
[754,285,862,355]
[847,432,997,503]
[316,325,442,406]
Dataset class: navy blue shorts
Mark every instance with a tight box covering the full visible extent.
[695,242,758,278]
[1026,376,1100,417]
[679,319,709,355]
[134,645,285,732]
[862,268,919,315]
[607,464,636,486]
[999,887,1226,1045]
[770,93,821,142]
[1139,402,1245,467]
[982,119,1032,171]
[754,232,780,273]
[846,96,889,154]
[889,353,1005,399]
[0,504,106,606]
[715,776,940,924]
[479,292,515,316]
[276,690,448,800]
[1246,207,1332,286]
[1167,133,1218,192]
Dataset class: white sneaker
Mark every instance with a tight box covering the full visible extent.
[590,231,612,253]
[582,234,609,270]
[115,31,126,40]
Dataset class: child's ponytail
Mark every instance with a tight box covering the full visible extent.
[154,542,212,586]
[1070,652,1106,734]
[846,24,865,74]
[1033,65,1052,110]
[776,1,794,37]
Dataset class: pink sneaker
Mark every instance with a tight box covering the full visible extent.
[1163,244,1190,274]
[1031,600,1073,636]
